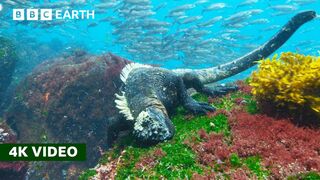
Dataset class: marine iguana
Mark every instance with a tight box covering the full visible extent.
[114,11,316,142]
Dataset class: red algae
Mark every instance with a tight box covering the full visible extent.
[190,111,320,179]
[0,123,28,179]
[230,111,320,178]
[235,80,252,95]
[135,148,166,170]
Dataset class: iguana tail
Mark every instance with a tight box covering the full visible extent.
[174,11,316,84]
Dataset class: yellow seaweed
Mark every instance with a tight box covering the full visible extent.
[250,52,320,114]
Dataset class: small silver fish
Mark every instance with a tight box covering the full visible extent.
[166,11,186,19]
[270,5,297,12]
[180,16,202,24]
[4,0,17,6]
[202,3,227,13]
[94,2,118,9]
[169,4,196,14]
[154,2,167,11]
[237,0,258,8]
[87,22,98,28]
[287,0,316,6]
[123,0,150,5]
[130,10,155,18]
[197,16,223,27]
[262,25,280,31]
[249,18,270,25]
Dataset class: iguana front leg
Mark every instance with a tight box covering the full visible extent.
[178,76,215,115]
[202,83,238,97]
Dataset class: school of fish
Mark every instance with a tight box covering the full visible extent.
[0,0,319,68]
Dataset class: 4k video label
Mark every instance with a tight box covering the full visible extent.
[0,144,86,161]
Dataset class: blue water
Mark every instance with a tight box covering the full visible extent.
[0,0,319,81]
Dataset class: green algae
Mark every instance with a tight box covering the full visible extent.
[288,172,320,180]
[78,169,97,180]
[244,156,270,179]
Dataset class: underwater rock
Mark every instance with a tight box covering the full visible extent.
[0,122,28,180]
[0,37,18,114]
[5,52,131,179]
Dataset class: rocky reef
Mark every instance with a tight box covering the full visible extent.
[0,37,18,114]
[5,52,131,179]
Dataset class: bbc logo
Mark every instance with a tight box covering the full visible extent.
[13,9,53,21]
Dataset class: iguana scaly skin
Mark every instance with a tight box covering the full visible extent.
[115,11,316,143]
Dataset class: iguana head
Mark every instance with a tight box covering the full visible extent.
[133,105,175,143]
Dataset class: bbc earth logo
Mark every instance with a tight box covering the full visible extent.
[12,9,95,21]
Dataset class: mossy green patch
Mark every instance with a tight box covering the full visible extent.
[227,154,269,179]
[229,153,242,168]
[79,169,96,180]
[288,172,320,180]
[154,143,202,178]
[244,156,269,179]
[173,111,230,141]
[244,77,252,85]
[213,95,235,111]
[246,98,259,114]
[116,146,149,179]
[211,91,259,114]
[209,114,230,137]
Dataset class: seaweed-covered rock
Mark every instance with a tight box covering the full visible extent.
[0,122,28,180]
[0,37,18,113]
[5,52,131,179]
